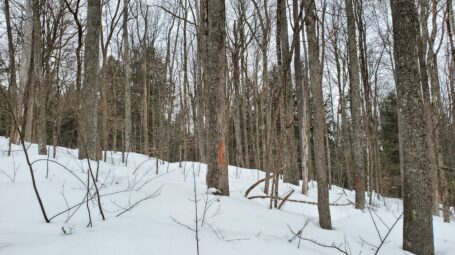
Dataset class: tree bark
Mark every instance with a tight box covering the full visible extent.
[277,0,299,185]
[195,0,206,163]
[232,22,244,168]
[3,0,19,147]
[79,0,101,160]
[31,0,46,155]
[390,0,434,253]
[356,0,375,202]
[123,0,132,159]
[293,0,309,194]
[304,0,332,230]
[345,0,365,209]
[415,1,439,216]
[20,0,34,143]
[204,0,229,196]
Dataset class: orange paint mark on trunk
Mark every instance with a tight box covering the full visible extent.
[217,139,226,167]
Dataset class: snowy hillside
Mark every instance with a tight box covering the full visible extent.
[0,137,453,255]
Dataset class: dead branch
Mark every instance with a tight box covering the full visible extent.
[278,189,295,209]
[244,174,275,197]
[288,225,350,255]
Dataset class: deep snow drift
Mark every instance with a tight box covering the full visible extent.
[0,137,454,255]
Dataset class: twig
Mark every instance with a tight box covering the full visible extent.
[0,85,50,223]
[49,167,175,221]
[170,216,196,232]
[80,137,105,221]
[288,225,350,255]
[31,158,87,188]
[373,212,403,255]
[192,168,200,255]
[116,189,161,217]
[153,5,197,27]
[86,164,92,227]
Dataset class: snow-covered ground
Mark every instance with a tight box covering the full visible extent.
[0,137,453,255]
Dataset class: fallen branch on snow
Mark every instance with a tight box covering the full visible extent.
[248,195,351,206]
[244,174,275,197]
[288,224,350,255]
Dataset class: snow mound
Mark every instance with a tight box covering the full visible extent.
[0,137,453,255]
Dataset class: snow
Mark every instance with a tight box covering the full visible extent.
[0,136,454,255]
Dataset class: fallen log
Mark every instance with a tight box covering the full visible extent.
[248,195,351,206]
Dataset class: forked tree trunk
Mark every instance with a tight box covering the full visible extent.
[417,0,440,216]
[356,0,376,201]
[293,0,309,194]
[277,0,299,185]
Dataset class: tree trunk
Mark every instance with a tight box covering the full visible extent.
[204,0,229,196]
[332,29,353,189]
[142,51,149,155]
[417,0,440,216]
[345,0,365,209]
[3,0,19,147]
[356,0,375,202]
[277,0,299,185]
[123,0,132,159]
[20,0,33,143]
[79,0,101,160]
[232,22,244,168]
[301,20,312,193]
[293,0,309,194]
[31,0,46,155]
[390,0,434,253]
[304,0,332,230]
[195,0,206,163]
